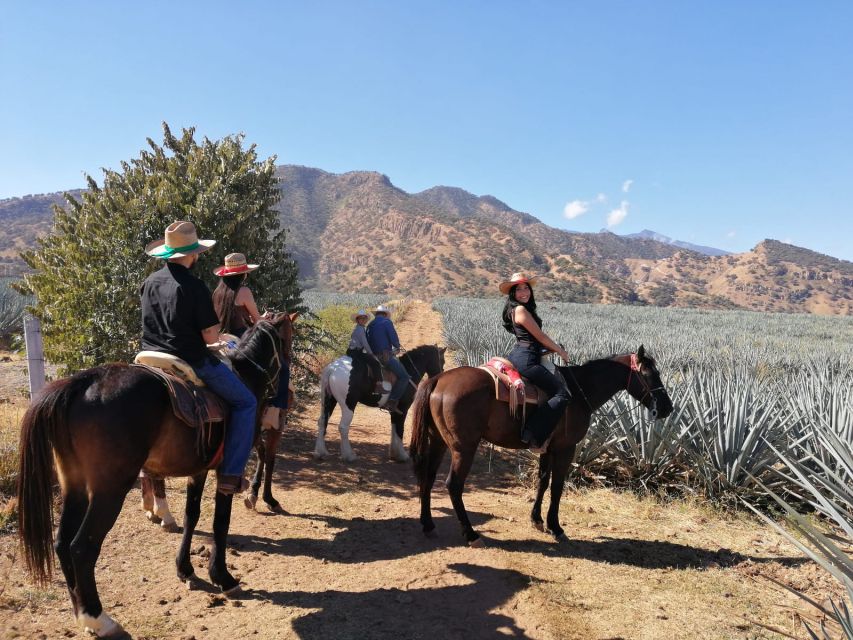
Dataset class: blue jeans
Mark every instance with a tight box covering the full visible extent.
[385,355,410,401]
[193,358,257,476]
[269,361,290,410]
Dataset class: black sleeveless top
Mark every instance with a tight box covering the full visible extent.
[512,308,544,350]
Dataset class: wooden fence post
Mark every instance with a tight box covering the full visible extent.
[23,313,46,397]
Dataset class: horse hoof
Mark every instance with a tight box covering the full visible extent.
[160,519,180,533]
[532,521,545,532]
[145,510,162,525]
[185,575,203,591]
[554,533,569,543]
[244,494,258,511]
[222,583,243,598]
[267,502,286,514]
[468,537,485,548]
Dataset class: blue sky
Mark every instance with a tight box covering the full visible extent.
[2,1,851,260]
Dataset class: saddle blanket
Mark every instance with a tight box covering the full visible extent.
[133,363,228,429]
[478,357,543,418]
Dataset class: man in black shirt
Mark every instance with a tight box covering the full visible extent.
[142,221,257,495]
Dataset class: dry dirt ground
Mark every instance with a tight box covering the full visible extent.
[0,302,841,639]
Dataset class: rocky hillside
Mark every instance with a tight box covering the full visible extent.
[2,168,851,314]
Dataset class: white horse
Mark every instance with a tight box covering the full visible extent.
[315,345,446,463]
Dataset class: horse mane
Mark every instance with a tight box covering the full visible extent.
[233,320,276,362]
[405,344,436,359]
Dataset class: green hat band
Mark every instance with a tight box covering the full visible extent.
[152,241,200,258]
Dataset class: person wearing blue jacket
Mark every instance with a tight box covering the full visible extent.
[366,304,410,415]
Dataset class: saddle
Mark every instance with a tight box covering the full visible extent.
[478,357,544,419]
[133,353,228,429]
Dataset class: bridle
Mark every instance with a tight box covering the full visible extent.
[625,353,665,419]
[231,321,284,399]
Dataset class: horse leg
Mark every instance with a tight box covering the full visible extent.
[338,405,357,462]
[261,427,284,512]
[150,476,178,532]
[176,473,206,584]
[141,472,155,520]
[418,437,447,537]
[389,412,409,462]
[545,446,575,542]
[531,452,553,532]
[314,394,337,459]
[245,441,265,511]
[208,490,240,595]
[70,490,132,638]
[54,489,88,619]
[445,450,480,546]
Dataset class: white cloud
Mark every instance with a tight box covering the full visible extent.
[563,199,589,219]
[607,201,629,227]
[726,230,736,238]
[622,179,634,193]
[596,193,607,203]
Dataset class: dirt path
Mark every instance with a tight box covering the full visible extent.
[0,302,832,639]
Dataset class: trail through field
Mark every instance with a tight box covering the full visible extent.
[0,301,836,639]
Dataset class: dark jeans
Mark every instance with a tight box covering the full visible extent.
[193,357,257,476]
[507,344,571,444]
[269,360,290,410]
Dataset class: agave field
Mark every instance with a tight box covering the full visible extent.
[0,277,28,339]
[435,296,853,633]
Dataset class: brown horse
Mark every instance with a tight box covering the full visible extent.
[409,346,673,545]
[141,312,299,523]
[17,314,292,638]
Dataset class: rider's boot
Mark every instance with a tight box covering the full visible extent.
[384,398,403,416]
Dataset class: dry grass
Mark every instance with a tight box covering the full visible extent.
[0,400,24,532]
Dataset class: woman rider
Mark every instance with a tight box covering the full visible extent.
[213,253,287,429]
[212,253,261,337]
[500,272,572,453]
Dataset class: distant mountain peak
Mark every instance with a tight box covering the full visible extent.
[624,229,730,257]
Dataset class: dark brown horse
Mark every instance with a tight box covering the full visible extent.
[17,314,292,638]
[141,312,299,522]
[410,346,673,546]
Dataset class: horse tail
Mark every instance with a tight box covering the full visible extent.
[410,375,440,481]
[17,374,89,585]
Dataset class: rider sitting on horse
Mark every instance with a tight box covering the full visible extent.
[212,253,289,431]
[213,252,261,338]
[141,222,256,495]
[347,309,383,385]
[366,304,410,415]
[501,272,572,453]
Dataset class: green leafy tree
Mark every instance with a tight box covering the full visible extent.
[18,123,302,373]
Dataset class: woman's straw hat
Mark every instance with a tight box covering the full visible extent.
[214,253,260,277]
[499,272,538,295]
[351,309,370,321]
[145,221,216,258]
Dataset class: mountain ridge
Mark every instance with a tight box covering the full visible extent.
[1,167,850,314]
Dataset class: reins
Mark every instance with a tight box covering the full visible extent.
[231,322,283,399]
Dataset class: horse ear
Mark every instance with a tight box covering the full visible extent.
[289,311,300,323]
[440,346,446,354]
[637,344,645,359]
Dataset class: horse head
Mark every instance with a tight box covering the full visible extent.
[405,344,446,378]
[625,345,673,420]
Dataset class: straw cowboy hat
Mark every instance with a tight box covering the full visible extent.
[499,272,539,295]
[351,309,370,321]
[374,304,391,315]
[145,221,216,258]
[214,253,260,277]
